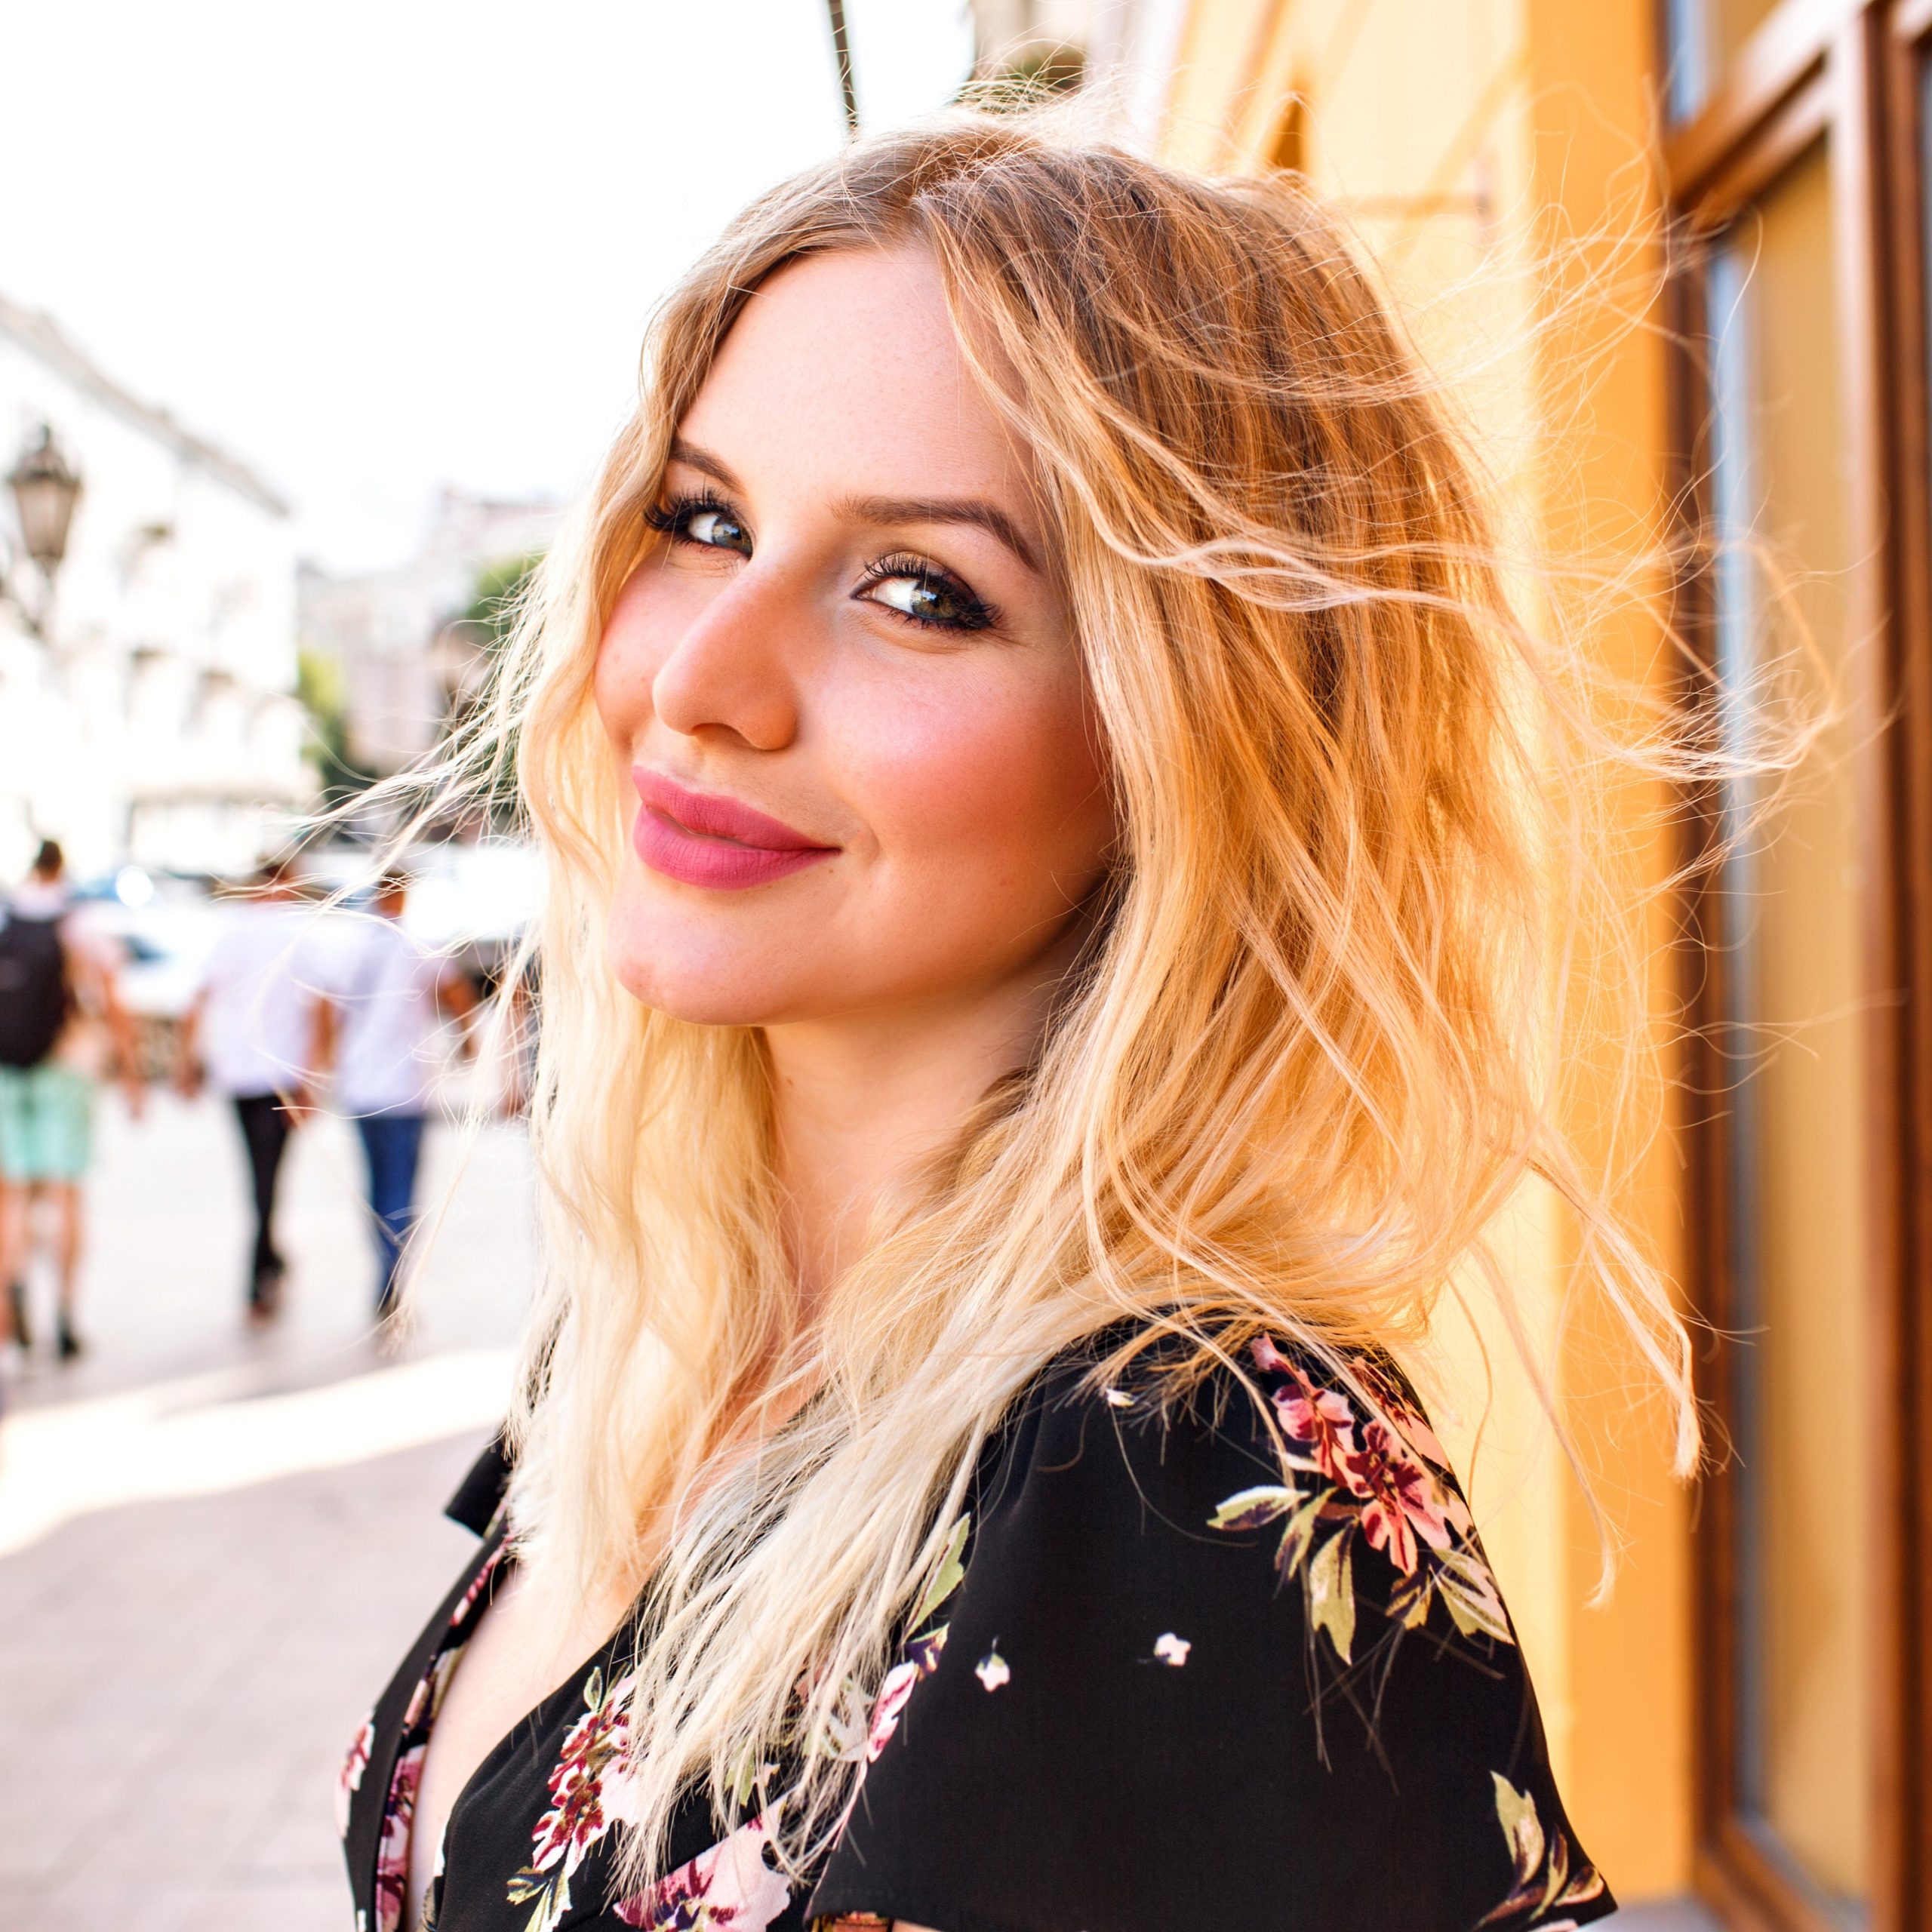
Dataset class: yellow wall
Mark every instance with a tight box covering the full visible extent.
[1157,0,1694,1897]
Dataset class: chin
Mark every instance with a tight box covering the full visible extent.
[604,906,786,1028]
[608,940,755,1027]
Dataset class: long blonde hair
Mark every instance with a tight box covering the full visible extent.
[439,117,1698,1875]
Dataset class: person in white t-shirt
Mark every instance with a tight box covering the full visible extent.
[176,857,323,1318]
[310,871,477,1315]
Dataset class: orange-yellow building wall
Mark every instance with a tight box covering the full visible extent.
[1155,0,1695,1897]
[1523,0,1695,1892]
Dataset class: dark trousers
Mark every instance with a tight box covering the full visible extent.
[232,1094,294,1296]
[355,1112,426,1312]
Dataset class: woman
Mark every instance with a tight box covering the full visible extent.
[341,120,1692,1932]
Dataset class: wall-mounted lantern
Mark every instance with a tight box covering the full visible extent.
[3,423,83,635]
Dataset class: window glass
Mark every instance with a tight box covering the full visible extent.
[1666,0,1787,120]
[1707,137,1872,1918]
[1664,0,1708,122]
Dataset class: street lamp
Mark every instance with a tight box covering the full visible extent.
[2,424,83,638]
[10,425,82,578]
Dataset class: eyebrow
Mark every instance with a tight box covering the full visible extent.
[666,438,744,491]
[666,438,1040,575]
[838,494,1041,574]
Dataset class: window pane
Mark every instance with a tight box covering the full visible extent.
[1666,0,1792,120]
[1664,0,1709,122]
[1707,138,1872,1916]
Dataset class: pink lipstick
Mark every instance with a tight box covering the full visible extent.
[630,768,837,890]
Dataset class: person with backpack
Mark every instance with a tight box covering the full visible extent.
[0,840,143,1360]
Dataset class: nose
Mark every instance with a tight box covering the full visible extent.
[650,566,802,752]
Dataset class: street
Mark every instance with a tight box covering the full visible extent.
[0,1088,530,1931]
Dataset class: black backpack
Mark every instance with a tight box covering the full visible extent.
[0,914,69,1069]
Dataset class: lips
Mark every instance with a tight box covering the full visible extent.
[630,768,838,890]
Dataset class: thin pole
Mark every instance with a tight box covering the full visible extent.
[824,0,859,136]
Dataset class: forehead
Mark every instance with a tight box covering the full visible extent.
[679,246,1032,503]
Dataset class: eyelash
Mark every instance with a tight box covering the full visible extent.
[645,491,999,635]
[854,552,998,634]
[644,490,737,541]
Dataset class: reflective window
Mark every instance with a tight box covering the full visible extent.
[1667,0,1788,120]
[1706,138,1872,1920]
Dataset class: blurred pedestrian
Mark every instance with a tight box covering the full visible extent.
[311,870,477,1317]
[174,855,321,1320]
[0,840,143,1360]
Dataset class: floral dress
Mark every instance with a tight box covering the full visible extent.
[340,1331,1617,1932]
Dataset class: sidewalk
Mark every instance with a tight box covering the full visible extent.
[0,1090,531,1932]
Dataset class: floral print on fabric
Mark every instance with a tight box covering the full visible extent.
[360,1541,506,1932]
[862,1626,951,1756]
[851,1515,965,1768]
[612,1816,792,1930]
[375,1740,429,1932]
[480,1518,971,1932]
[811,1513,966,1771]
[1208,1335,1511,1665]
[1477,1775,1608,1930]
[347,1337,1614,1932]
[339,1712,375,1838]
[506,1663,638,1932]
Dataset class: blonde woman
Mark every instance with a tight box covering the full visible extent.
[340,121,1684,1932]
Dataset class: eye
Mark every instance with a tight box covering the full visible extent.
[646,493,753,558]
[856,555,996,633]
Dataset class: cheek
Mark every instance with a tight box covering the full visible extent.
[851,656,1112,900]
[592,570,677,747]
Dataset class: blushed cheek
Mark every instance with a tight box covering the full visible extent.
[861,671,1111,906]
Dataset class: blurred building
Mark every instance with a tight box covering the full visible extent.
[0,296,306,881]
[298,488,558,778]
[1065,0,1932,1925]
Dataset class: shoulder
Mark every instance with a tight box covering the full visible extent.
[966,1327,1509,1681]
[810,1327,1612,1932]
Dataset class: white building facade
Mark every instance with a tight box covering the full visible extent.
[299,488,558,779]
[0,295,307,882]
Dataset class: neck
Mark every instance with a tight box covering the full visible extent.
[764,934,1081,1313]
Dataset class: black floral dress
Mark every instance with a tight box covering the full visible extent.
[340,1331,1617,1932]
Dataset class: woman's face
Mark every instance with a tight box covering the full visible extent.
[594,247,1116,1029]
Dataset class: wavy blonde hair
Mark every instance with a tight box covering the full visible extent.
[437,117,1700,1876]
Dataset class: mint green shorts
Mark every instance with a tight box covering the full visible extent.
[0,1063,95,1183]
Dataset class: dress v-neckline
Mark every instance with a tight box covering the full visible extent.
[396,1542,642,1932]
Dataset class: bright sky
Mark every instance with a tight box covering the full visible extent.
[5,0,974,572]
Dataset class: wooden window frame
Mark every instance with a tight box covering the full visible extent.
[1664,2,1932,1929]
